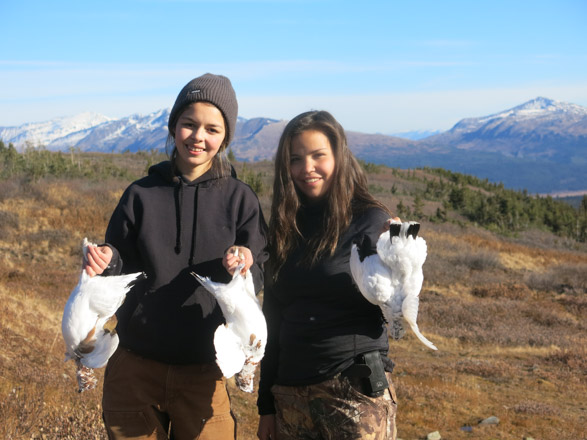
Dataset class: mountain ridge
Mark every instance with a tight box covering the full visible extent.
[1,97,586,194]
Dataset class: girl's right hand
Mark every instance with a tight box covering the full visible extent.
[257,414,276,440]
[84,245,113,277]
[223,245,253,275]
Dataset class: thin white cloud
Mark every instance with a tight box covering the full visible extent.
[239,83,587,133]
[0,57,474,101]
[2,59,587,132]
[419,39,476,48]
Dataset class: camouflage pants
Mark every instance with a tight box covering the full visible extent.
[271,372,397,440]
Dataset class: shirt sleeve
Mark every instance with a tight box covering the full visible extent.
[354,207,391,253]
[256,283,281,415]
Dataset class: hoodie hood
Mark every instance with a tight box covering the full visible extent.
[148,160,238,186]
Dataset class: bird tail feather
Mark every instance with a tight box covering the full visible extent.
[405,319,437,350]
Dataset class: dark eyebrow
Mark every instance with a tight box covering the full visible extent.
[179,115,223,129]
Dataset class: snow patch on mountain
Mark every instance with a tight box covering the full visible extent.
[452,97,587,134]
[0,112,113,148]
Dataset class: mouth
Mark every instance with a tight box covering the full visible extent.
[186,145,204,154]
[303,177,321,184]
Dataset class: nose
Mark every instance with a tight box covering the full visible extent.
[190,126,205,141]
[303,157,315,173]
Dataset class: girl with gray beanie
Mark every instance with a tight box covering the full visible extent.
[84,73,268,439]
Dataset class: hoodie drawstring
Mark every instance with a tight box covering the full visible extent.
[174,181,183,254]
[174,177,199,266]
[188,186,199,266]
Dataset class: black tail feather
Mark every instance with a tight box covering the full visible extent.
[407,222,420,239]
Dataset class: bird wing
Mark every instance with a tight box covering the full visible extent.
[214,324,246,379]
[350,244,395,305]
[79,332,120,368]
[192,266,246,316]
[62,274,96,357]
[83,271,142,317]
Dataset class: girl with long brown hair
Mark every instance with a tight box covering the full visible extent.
[257,110,398,440]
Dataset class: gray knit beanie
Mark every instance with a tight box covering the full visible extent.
[168,73,238,145]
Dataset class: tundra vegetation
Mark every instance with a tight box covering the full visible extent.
[0,143,585,439]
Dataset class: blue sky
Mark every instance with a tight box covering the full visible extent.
[1,0,586,133]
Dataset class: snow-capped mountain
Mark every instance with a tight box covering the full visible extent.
[420,97,587,161]
[0,112,113,148]
[1,97,585,193]
[0,109,170,152]
[52,108,171,152]
[452,97,587,132]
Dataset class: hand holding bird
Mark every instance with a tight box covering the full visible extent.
[62,238,144,392]
[192,247,267,392]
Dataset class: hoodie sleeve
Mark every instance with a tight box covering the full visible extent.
[234,186,269,294]
[103,184,143,275]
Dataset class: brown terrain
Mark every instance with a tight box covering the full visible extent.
[0,154,585,439]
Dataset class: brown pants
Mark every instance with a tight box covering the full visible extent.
[102,348,236,440]
[271,372,397,440]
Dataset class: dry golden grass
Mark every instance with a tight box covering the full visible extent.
[0,165,586,440]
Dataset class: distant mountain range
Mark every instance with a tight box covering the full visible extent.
[1,97,586,195]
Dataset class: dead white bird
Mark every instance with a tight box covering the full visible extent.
[191,250,267,393]
[61,238,144,392]
[350,220,437,350]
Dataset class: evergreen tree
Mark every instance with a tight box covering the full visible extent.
[227,149,236,162]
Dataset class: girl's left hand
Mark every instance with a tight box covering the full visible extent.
[223,246,253,275]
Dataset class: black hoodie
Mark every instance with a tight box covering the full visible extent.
[104,161,268,364]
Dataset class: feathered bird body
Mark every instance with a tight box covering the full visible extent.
[191,261,267,393]
[61,238,144,391]
[350,221,437,350]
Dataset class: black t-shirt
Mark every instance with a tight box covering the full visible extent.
[257,204,391,414]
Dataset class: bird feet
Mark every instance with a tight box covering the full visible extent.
[75,359,98,393]
[389,320,406,340]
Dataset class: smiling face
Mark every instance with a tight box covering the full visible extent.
[289,129,336,202]
[173,102,226,181]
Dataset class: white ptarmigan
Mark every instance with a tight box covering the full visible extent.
[61,238,144,392]
[191,250,267,393]
[350,220,437,350]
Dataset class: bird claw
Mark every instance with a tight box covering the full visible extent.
[390,321,406,340]
[75,359,98,393]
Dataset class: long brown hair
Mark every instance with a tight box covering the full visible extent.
[269,110,390,276]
